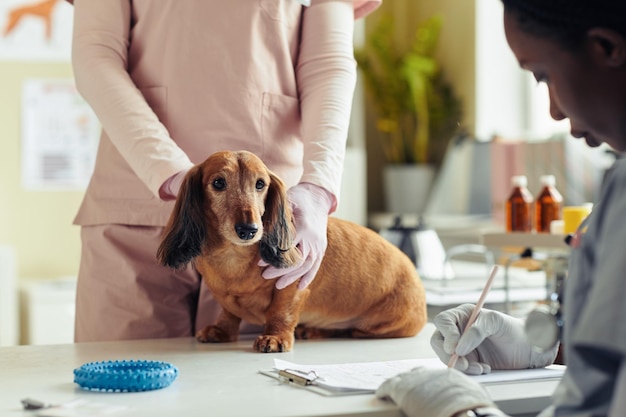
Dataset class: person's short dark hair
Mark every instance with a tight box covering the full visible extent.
[501,0,626,50]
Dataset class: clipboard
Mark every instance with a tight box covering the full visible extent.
[260,358,566,397]
[260,358,446,396]
[258,369,373,396]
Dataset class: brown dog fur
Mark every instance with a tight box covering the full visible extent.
[157,150,427,352]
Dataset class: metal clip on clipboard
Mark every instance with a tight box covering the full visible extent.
[278,369,319,386]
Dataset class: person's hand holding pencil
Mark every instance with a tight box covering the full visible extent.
[430,266,558,375]
[447,265,500,369]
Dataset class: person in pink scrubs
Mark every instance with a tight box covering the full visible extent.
[68,0,381,342]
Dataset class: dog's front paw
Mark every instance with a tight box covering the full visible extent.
[253,334,294,353]
[195,326,236,343]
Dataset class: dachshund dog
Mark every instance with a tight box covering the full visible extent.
[157,150,427,352]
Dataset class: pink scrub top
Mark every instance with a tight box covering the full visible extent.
[70,0,381,227]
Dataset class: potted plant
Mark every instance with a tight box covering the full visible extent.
[355,14,463,214]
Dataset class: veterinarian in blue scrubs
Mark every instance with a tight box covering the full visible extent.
[376,1,626,416]
[68,0,381,342]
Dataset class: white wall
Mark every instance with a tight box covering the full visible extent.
[475,1,570,141]
[475,1,528,140]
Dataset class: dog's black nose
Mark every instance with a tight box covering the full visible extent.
[235,223,258,240]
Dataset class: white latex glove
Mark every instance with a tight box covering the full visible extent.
[376,367,499,417]
[159,169,189,201]
[260,182,333,290]
[431,304,558,375]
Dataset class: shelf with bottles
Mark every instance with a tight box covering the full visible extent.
[480,231,569,250]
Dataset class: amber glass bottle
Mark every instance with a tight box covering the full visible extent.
[505,175,533,232]
[535,175,563,233]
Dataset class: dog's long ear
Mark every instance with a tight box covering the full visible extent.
[260,173,301,268]
[157,166,207,270]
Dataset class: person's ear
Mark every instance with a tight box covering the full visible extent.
[587,28,626,68]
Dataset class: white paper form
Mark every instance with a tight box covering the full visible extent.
[265,358,566,395]
[21,79,100,191]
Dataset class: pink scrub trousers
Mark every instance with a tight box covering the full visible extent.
[74,224,261,342]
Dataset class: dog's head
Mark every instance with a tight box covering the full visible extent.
[156,150,301,270]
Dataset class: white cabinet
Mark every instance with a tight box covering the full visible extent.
[0,246,18,346]
[20,277,76,345]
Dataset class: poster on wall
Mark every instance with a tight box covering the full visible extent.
[21,78,100,191]
[0,0,73,61]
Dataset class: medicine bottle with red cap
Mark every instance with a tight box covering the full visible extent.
[505,175,533,232]
[535,175,563,233]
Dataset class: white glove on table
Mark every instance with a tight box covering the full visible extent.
[431,304,558,375]
[376,367,499,417]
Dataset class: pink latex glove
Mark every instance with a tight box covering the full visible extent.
[159,169,189,201]
[260,182,334,290]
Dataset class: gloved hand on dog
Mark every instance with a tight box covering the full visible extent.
[159,169,190,201]
[376,366,501,417]
[260,182,334,290]
[431,304,558,375]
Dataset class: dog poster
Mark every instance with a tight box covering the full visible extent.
[0,0,73,61]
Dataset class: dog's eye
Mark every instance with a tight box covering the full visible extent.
[212,178,226,190]
[255,180,266,190]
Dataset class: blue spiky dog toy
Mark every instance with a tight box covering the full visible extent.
[73,360,178,392]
